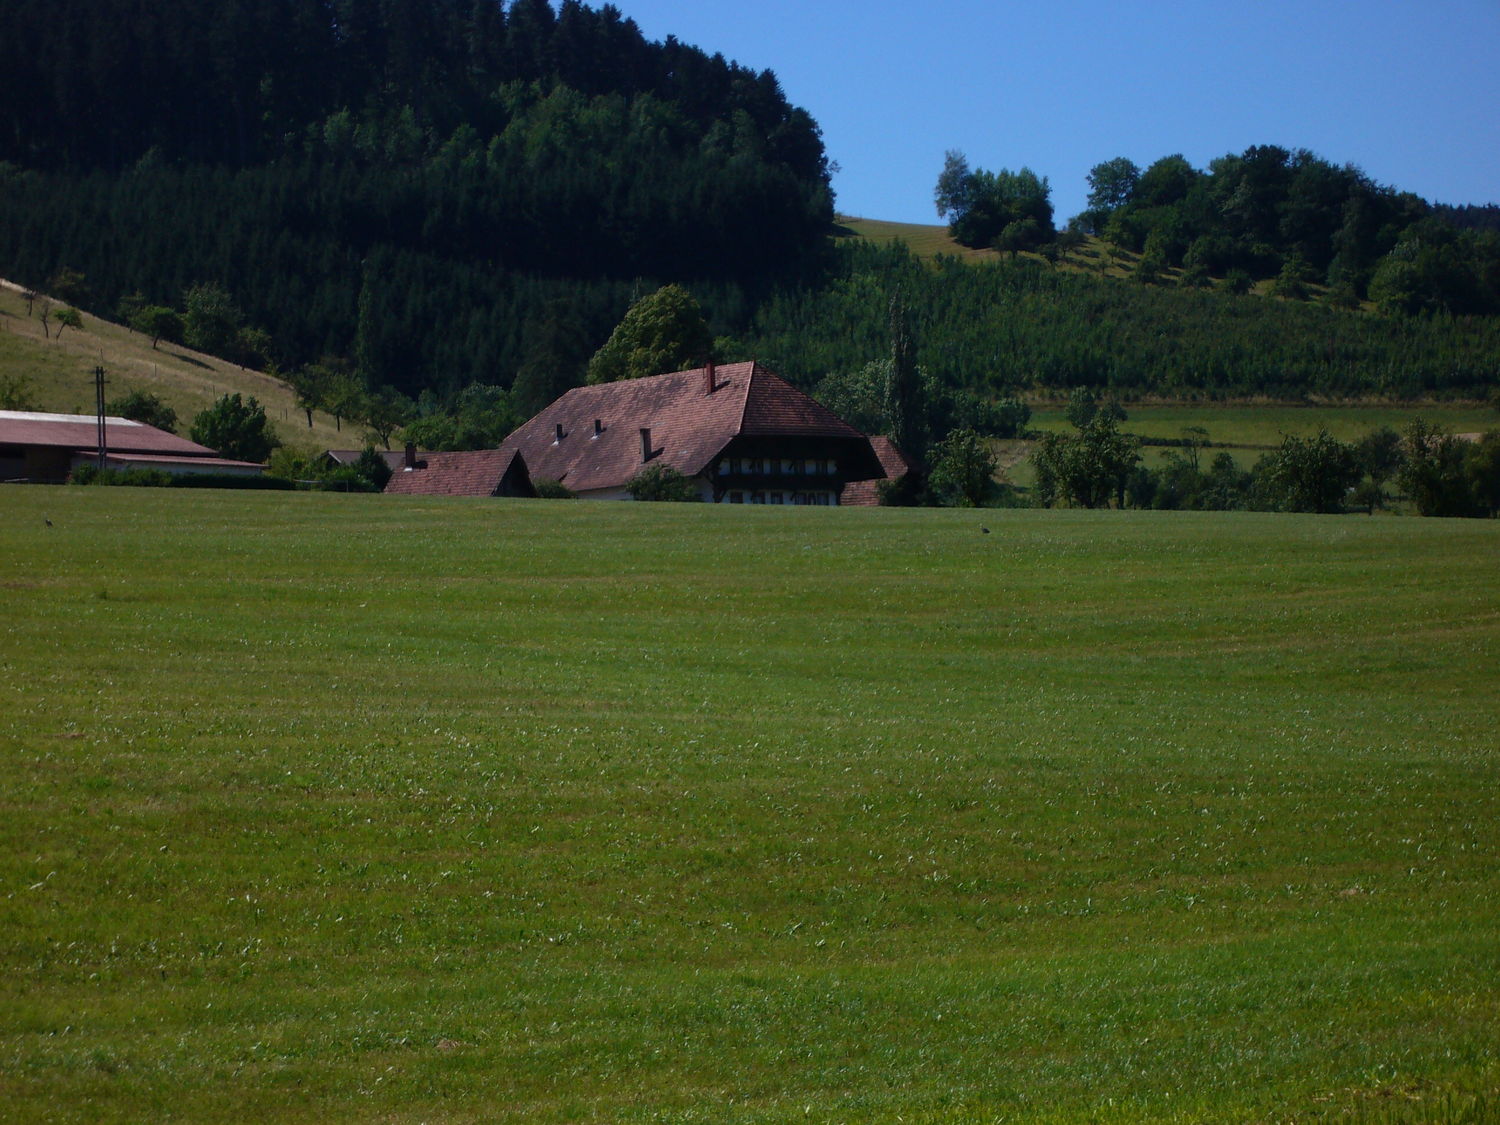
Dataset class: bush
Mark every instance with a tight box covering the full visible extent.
[534,478,577,499]
[625,463,700,501]
[70,465,172,487]
[190,393,280,462]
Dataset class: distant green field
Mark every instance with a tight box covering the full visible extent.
[3,490,1498,1123]
[836,216,995,262]
[1029,403,1498,447]
[1010,403,1499,483]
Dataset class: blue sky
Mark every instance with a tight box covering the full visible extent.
[614,0,1500,225]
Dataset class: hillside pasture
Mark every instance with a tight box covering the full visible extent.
[1,490,1497,1122]
[0,280,348,451]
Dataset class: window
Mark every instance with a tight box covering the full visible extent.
[751,491,766,504]
[728,491,744,504]
[770,492,783,505]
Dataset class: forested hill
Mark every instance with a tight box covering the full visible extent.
[0,0,832,398]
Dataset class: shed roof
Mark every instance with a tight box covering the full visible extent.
[0,410,222,458]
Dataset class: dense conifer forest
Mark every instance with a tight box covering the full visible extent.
[1,0,1497,409]
[0,0,831,395]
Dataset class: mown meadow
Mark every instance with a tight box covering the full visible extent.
[2,489,1497,1123]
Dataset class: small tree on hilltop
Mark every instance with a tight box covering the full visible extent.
[183,282,243,358]
[131,306,184,349]
[53,307,83,339]
[360,386,413,450]
[190,393,280,462]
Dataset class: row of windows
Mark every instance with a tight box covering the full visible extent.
[724,490,835,506]
[718,457,838,477]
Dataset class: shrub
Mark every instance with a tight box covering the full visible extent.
[625,463,700,501]
[70,465,172,487]
[534,478,577,499]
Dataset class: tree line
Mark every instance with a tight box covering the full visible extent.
[1028,390,1499,519]
[936,145,1500,316]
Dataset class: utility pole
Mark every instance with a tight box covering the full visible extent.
[94,365,107,470]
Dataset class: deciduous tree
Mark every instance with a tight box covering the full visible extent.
[927,428,998,507]
[107,389,178,433]
[190,393,280,462]
[53,307,83,339]
[131,306,183,349]
[586,285,714,384]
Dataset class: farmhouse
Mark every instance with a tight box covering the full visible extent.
[486,361,886,503]
[383,446,535,498]
[0,409,264,483]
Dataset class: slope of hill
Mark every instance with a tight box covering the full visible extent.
[0,280,348,451]
[743,239,1500,401]
[0,0,833,398]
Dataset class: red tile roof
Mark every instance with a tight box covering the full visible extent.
[0,410,226,457]
[384,448,531,497]
[495,362,879,494]
[102,452,265,472]
[840,436,913,506]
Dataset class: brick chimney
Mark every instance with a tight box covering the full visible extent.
[639,427,653,462]
[704,360,716,395]
[404,442,416,470]
[554,422,565,443]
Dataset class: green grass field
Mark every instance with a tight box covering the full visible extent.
[3,489,1498,1123]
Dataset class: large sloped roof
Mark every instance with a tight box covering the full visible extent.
[0,410,225,457]
[384,448,530,497]
[497,362,875,493]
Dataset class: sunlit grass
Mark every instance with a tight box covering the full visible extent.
[2,489,1497,1122]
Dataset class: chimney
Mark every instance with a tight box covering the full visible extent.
[404,441,416,470]
[554,422,565,443]
[704,360,717,395]
[593,419,603,438]
[639,427,653,462]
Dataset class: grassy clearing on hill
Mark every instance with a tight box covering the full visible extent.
[0,281,349,452]
[2,489,1497,1123]
[837,216,1142,281]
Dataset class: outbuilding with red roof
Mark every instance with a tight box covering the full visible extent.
[0,410,265,483]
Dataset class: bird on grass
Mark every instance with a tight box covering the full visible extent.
[45,518,52,527]
[980,526,990,534]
